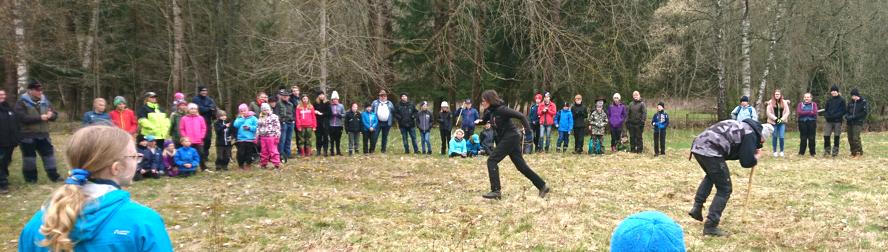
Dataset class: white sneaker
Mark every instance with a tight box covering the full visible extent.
[779,152,785,157]
[772,152,778,157]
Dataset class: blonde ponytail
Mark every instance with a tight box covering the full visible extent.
[38,126,132,251]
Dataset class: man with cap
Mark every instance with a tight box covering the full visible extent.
[0,89,21,193]
[371,90,395,153]
[730,96,758,122]
[457,99,481,139]
[193,86,217,168]
[14,80,61,183]
[137,91,171,147]
[394,92,419,154]
[844,88,868,159]
[274,88,296,161]
[822,85,846,157]
[289,85,303,155]
[688,118,773,236]
[610,211,686,252]
[109,96,138,136]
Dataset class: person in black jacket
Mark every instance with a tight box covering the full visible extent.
[571,95,588,154]
[214,110,233,171]
[313,93,332,156]
[688,119,773,237]
[344,103,363,155]
[822,85,846,157]
[845,88,869,159]
[475,90,549,200]
[193,86,216,169]
[0,89,21,194]
[394,93,419,154]
[438,101,453,155]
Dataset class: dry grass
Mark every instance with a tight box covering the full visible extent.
[1,129,887,251]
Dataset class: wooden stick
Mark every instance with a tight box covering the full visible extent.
[743,166,756,221]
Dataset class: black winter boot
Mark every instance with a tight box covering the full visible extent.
[823,136,831,157]
[688,204,704,222]
[703,220,729,237]
[482,191,502,200]
[832,136,840,157]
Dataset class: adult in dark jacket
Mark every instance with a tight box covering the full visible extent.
[394,93,419,154]
[822,85,846,157]
[0,89,21,193]
[289,85,303,155]
[571,94,588,154]
[274,89,296,161]
[475,90,549,200]
[688,119,773,237]
[528,94,542,152]
[313,93,333,156]
[626,91,647,154]
[15,81,61,183]
[845,88,868,158]
[192,86,216,169]
[438,101,453,155]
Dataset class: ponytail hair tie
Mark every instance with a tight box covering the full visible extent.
[64,168,90,186]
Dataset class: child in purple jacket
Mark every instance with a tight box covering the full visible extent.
[607,93,628,152]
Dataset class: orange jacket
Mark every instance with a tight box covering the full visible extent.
[537,102,557,126]
[110,109,138,134]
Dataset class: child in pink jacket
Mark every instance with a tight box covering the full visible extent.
[179,103,208,170]
[258,103,282,168]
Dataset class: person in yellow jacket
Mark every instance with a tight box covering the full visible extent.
[136,92,171,146]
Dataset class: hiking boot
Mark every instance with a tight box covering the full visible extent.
[482,191,502,200]
[538,186,551,198]
[688,205,704,222]
[703,221,729,237]
[0,186,9,194]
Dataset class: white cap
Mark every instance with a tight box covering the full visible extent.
[613,93,622,100]
[261,103,272,111]
[761,123,774,139]
[187,103,198,110]
[441,101,449,107]
[331,90,340,100]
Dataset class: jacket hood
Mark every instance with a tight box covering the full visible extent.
[742,119,764,148]
[68,189,131,243]
[471,134,480,143]
[20,93,50,106]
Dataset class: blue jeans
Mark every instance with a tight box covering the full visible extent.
[279,122,294,159]
[772,123,786,152]
[556,131,570,149]
[400,126,419,153]
[539,125,553,151]
[378,122,391,153]
[420,130,432,154]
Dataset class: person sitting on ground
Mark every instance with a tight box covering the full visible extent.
[610,211,686,252]
[173,137,200,177]
[448,129,468,158]
[468,134,481,157]
[18,125,172,251]
[135,135,163,180]
[479,123,496,156]
[162,140,177,177]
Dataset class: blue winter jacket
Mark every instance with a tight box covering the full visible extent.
[652,111,670,132]
[361,111,378,131]
[19,187,172,252]
[458,108,479,129]
[554,109,573,132]
[137,146,164,171]
[232,115,258,142]
[174,146,200,172]
[82,111,112,126]
[528,104,540,125]
[468,135,481,155]
[449,137,468,155]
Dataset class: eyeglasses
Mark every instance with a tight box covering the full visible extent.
[124,153,144,163]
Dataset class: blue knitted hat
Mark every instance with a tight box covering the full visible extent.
[610,211,686,252]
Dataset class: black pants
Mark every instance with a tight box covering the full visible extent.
[848,124,863,155]
[315,125,329,154]
[235,141,257,167]
[0,146,14,188]
[329,126,343,155]
[378,123,391,153]
[449,152,466,158]
[294,124,302,154]
[215,145,232,170]
[440,128,451,155]
[487,133,546,192]
[192,144,207,170]
[798,120,817,156]
[530,124,541,152]
[692,154,732,226]
[610,127,622,149]
[573,127,585,153]
[653,130,666,155]
[20,137,60,183]
[202,118,213,167]
[363,129,377,153]
[628,123,644,153]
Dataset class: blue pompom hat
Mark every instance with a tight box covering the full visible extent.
[610,211,686,252]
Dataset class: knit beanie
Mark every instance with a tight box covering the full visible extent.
[331,90,340,100]
[610,211,686,252]
[850,88,860,97]
[113,96,127,106]
[174,92,185,101]
[441,101,449,108]
[830,85,839,92]
[261,103,272,111]
[238,103,249,113]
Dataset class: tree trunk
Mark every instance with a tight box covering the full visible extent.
[740,0,752,98]
[471,0,484,105]
[171,0,185,92]
[13,0,28,94]
[3,57,16,101]
[714,0,728,120]
[755,0,785,109]
[78,0,100,119]
[319,0,328,94]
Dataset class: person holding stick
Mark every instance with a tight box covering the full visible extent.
[687,118,772,236]
[474,90,549,200]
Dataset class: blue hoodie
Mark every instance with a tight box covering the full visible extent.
[19,185,172,251]
[449,136,467,155]
[468,135,481,155]
[233,115,258,142]
[137,145,164,171]
[361,111,378,131]
[174,146,200,172]
[554,108,573,132]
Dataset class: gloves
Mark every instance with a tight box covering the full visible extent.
[776,118,784,124]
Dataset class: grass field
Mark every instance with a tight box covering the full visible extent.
[1,127,886,251]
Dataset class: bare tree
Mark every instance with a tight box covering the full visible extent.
[13,0,28,93]
[172,0,185,92]
[755,0,784,109]
[739,0,751,98]
[319,0,328,94]
[714,0,728,120]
